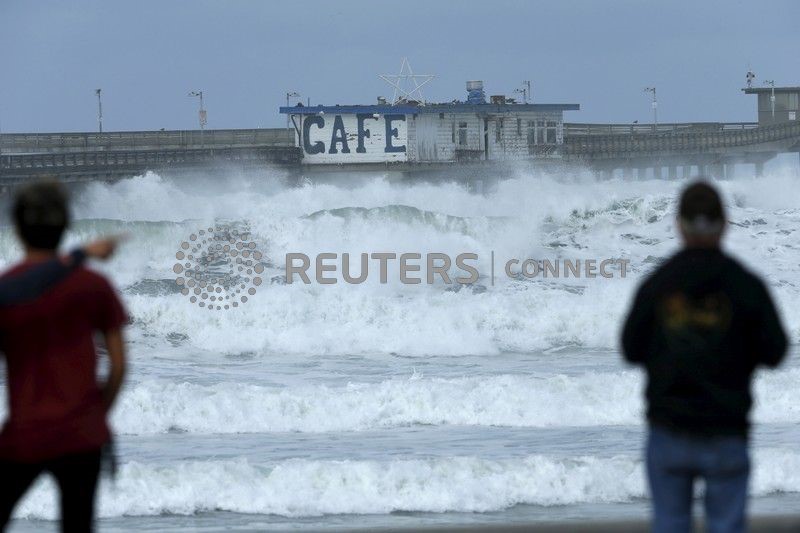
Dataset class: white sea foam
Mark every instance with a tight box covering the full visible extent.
[14,448,800,519]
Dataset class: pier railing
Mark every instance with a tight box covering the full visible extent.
[563,121,800,159]
[0,128,293,155]
[0,145,302,184]
[563,122,758,136]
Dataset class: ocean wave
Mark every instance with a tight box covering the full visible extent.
[14,448,800,519]
[2,171,799,354]
[304,204,511,238]
[3,368,796,437]
[107,368,800,435]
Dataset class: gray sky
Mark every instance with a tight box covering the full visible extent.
[0,0,797,132]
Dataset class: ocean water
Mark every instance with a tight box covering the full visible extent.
[1,169,799,531]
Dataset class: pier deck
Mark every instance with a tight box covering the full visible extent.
[0,129,299,184]
[1,121,799,183]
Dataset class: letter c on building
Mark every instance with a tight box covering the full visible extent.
[303,115,325,154]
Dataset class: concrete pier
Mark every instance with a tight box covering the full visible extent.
[2,119,799,183]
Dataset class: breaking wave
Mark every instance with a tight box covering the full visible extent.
[106,368,800,435]
[14,448,800,519]
[3,170,797,356]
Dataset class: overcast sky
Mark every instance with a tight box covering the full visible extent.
[0,0,797,132]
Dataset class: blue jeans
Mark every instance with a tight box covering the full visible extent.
[646,425,750,533]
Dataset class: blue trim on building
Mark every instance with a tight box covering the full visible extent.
[280,103,580,115]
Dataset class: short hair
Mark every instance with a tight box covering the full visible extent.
[678,180,725,236]
[12,182,70,250]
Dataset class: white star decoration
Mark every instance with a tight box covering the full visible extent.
[379,57,435,105]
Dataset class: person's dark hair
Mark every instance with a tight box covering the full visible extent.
[678,180,725,236]
[12,182,70,250]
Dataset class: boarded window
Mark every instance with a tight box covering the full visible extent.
[536,120,545,144]
[458,122,468,146]
[527,121,536,145]
[546,121,558,144]
[517,118,522,136]
[495,119,503,142]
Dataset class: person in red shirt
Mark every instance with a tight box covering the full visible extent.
[0,183,128,533]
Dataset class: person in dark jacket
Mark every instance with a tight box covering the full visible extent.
[621,180,787,533]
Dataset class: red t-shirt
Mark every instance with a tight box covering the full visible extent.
[0,262,127,463]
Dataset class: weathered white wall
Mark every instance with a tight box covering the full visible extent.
[486,112,563,161]
[410,111,564,163]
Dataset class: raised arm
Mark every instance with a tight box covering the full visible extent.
[0,249,85,306]
[0,237,121,307]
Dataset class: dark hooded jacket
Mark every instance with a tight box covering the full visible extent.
[622,247,787,437]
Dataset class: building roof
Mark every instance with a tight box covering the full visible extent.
[742,86,800,94]
[279,103,580,115]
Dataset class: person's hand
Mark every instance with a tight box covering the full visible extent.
[83,235,126,260]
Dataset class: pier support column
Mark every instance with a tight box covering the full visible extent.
[637,167,647,180]
[682,165,692,179]
[653,166,664,180]
[755,160,765,177]
[623,167,633,180]
[724,164,735,180]
[667,166,678,180]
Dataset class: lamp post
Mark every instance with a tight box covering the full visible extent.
[95,89,103,133]
[764,80,775,119]
[514,81,532,104]
[188,91,206,130]
[286,91,300,131]
[188,90,206,149]
[644,87,657,131]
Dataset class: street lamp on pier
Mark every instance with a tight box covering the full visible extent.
[644,87,657,131]
[764,80,776,119]
[188,90,207,130]
[286,91,301,131]
[95,89,103,133]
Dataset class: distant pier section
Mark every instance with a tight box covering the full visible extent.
[0,128,299,184]
[2,84,799,183]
